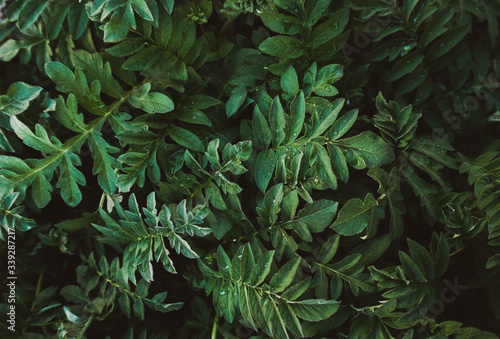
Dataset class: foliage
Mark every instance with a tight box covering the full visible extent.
[0,0,500,338]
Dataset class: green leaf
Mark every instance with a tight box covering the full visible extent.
[252,106,271,149]
[10,116,61,154]
[335,131,395,169]
[159,0,174,14]
[403,0,419,21]
[327,109,358,140]
[309,98,344,139]
[45,62,106,115]
[289,90,306,143]
[167,125,204,152]
[305,0,331,27]
[315,143,338,189]
[312,64,343,97]
[103,5,135,42]
[130,0,154,21]
[0,40,23,61]
[250,250,275,285]
[385,52,424,82]
[0,82,42,116]
[88,129,121,194]
[427,24,469,61]
[421,7,453,46]
[259,36,305,59]
[260,12,303,35]
[270,257,301,293]
[288,199,339,233]
[368,167,407,239]
[240,243,255,284]
[217,246,232,279]
[281,65,299,96]
[57,152,86,207]
[106,38,145,57]
[129,83,174,113]
[18,0,49,31]
[402,169,438,221]
[254,150,278,193]
[431,233,449,278]
[331,194,378,236]
[53,95,88,133]
[407,238,434,280]
[310,8,350,49]
[0,192,37,237]
[317,234,340,264]
[71,50,125,99]
[399,251,427,283]
[348,234,391,266]
[68,3,89,39]
[226,87,247,117]
[288,299,340,322]
[270,96,286,147]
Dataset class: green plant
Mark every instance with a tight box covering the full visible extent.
[1,0,500,338]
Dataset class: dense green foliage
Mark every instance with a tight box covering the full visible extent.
[1,0,500,337]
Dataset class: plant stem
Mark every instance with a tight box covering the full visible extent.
[21,262,46,334]
[76,314,95,339]
[211,314,219,339]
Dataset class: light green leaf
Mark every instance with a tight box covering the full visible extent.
[0,40,23,61]
[10,116,62,154]
[0,82,42,116]
[128,83,174,113]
